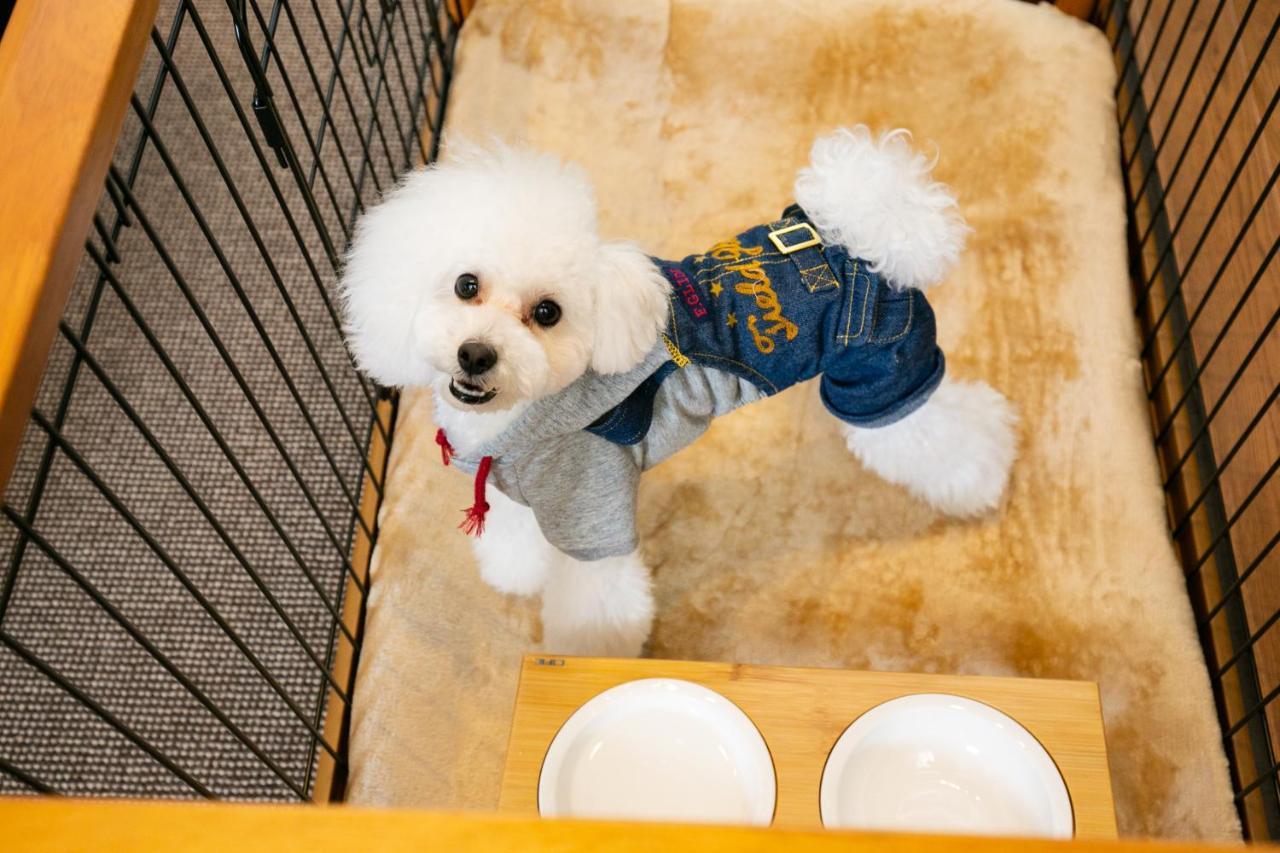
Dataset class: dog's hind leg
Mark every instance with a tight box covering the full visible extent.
[841,376,1019,517]
[539,550,654,658]
[471,488,554,597]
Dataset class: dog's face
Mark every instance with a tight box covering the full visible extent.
[406,229,600,413]
[340,145,670,412]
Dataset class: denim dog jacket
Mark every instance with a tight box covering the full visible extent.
[586,205,946,446]
[442,205,950,561]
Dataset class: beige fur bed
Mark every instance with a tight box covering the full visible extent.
[345,0,1240,838]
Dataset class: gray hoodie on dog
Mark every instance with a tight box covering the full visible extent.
[446,342,762,561]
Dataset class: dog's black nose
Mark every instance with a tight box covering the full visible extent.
[457,341,497,376]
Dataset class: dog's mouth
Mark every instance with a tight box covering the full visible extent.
[448,378,498,405]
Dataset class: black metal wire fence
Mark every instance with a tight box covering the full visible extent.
[1099,0,1280,839]
[0,0,457,800]
[3,0,1276,825]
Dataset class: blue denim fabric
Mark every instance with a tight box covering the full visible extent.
[586,205,945,445]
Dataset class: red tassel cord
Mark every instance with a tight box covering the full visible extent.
[435,428,454,466]
[436,428,491,536]
[460,455,493,536]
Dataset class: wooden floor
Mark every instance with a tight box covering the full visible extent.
[1121,0,1280,833]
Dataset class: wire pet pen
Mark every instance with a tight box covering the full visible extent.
[0,0,459,801]
[1098,0,1280,839]
[0,0,1278,837]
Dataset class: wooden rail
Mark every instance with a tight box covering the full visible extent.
[0,798,1249,852]
[1056,0,1098,20]
[311,399,395,802]
[0,0,158,491]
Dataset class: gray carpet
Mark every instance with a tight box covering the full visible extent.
[0,0,449,799]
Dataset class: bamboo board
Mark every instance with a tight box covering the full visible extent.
[500,656,1117,839]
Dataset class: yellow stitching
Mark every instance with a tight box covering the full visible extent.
[840,263,856,343]
[880,291,915,343]
[684,351,778,393]
[729,264,799,354]
[662,333,690,368]
[798,263,840,293]
[700,256,798,281]
[839,261,871,344]
[665,293,683,349]
[701,250,834,280]
[855,267,871,338]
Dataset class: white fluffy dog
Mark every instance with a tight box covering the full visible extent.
[341,128,1017,657]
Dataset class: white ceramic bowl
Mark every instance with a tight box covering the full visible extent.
[820,693,1073,837]
[538,678,776,825]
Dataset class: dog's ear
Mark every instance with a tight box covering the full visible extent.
[590,241,670,374]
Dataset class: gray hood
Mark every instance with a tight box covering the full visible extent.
[450,340,670,467]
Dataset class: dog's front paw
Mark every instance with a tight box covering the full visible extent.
[470,488,553,597]
[472,529,551,597]
[540,551,654,658]
[477,551,551,597]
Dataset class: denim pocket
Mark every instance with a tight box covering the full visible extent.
[868,289,915,344]
[836,262,873,347]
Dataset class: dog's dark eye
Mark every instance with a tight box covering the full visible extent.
[532,300,561,328]
[454,273,479,300]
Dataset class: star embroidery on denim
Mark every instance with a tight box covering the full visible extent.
[710,282,724,297]
[726,312,737,328]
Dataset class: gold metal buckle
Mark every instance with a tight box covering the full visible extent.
[768,222,822,254]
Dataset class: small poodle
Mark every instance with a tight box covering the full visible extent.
[341,127,1017,657]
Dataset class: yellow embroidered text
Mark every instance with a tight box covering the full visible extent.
[729,261,799,354]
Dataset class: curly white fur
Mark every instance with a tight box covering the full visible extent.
[540,549,654,658]
[340,142,669,412]
[842,377,1018,517]
[590,242,672,374]
[471,488,553,596]
[341,137,1015,658]
[795,126,969,291]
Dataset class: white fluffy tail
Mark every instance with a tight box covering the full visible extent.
[794,126,968,291]
[843,378,1018,517]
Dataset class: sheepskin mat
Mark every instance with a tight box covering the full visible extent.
[346,0,1239,839]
